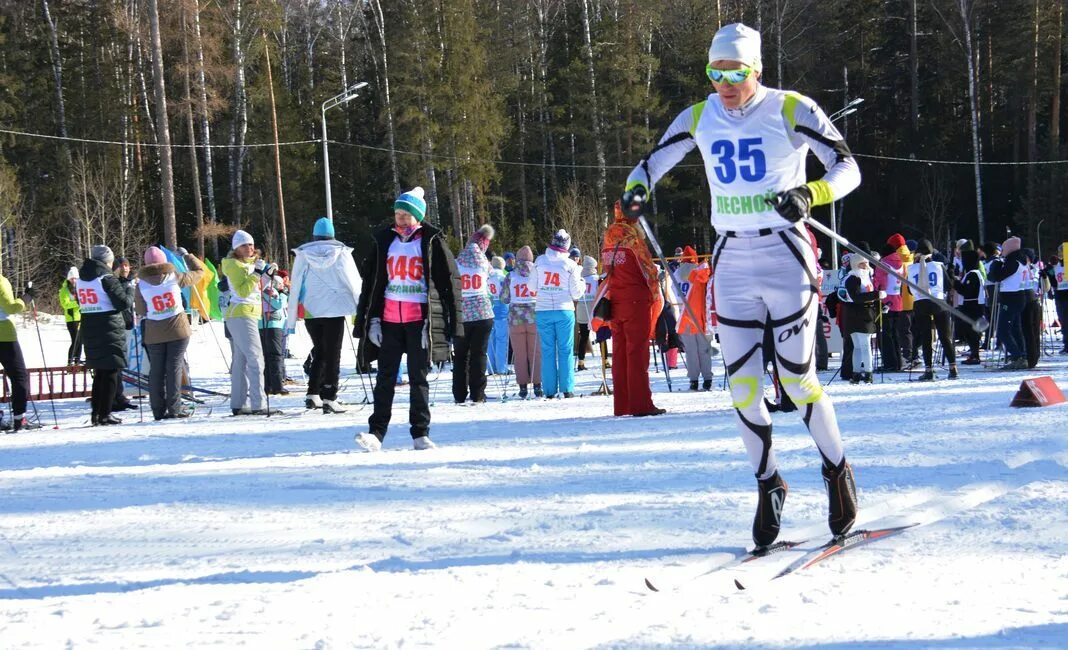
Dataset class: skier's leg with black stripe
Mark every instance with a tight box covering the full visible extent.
[769,226,857,538]
[712,235,787,549]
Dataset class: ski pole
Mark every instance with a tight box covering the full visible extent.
[347,323,370,404]
[26,282,60,429]
[793,210,988,333]
[135,323,144,423]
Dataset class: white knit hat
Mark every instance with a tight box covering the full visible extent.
[708,23,762,71]
[66,266,78,280]
[232,229,254,249]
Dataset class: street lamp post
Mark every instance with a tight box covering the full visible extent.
[827,97,864,269]
[320,82,368,220]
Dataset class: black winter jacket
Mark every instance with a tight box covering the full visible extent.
[355,222,462,364]
[78,258,134,370]
[842,274,880,335]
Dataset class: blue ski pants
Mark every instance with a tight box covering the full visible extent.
[535,309,576,396]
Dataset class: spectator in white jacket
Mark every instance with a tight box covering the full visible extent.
[534,229,585,398]
[286,217,363,413]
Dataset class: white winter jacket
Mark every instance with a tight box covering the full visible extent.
[533,248,585,312]
[285,239,362,330]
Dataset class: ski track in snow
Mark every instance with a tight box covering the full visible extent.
[1,316,1067,648]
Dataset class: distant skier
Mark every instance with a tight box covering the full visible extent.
[486,256,510,375]
[135,246,205,420]
[501,246,542,398]
[453,224,496,404]
[622,23,861,547]
[221,230,277,416]
[77,245,134,426]
[0,271,35,431]
[533,229,585,399]
[285,217,363,413]
[58,266,83,365]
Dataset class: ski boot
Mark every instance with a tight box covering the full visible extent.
[754,471,788,548]
[413,436,437,450]
[918,368,935,382]
[947,365,959,380]
[322,399,346,414]
[533,384,544,398]
[689,380,699,391]
[822,459,858,537]
[305,395,323,409]
[518,385,529,399]
[702,379,713,391]
[355,432,383,452]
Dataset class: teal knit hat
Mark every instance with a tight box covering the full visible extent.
[394,186,427,222]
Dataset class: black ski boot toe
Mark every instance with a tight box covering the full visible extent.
[753,471,788,548]
[823,460,858,537]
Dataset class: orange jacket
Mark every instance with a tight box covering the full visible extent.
[677,263,713,334]
[591,202,663,338]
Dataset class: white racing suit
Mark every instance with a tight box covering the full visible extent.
[627,84,861,481]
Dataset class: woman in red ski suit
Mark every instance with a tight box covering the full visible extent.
[592,202,665,417]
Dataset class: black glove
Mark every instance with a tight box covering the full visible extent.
[766,186,813,223]
[620,186,648,220]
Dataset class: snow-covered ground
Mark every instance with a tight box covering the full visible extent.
[1,314,1067,649]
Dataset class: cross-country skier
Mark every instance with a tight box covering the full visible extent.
[622,23,861,548]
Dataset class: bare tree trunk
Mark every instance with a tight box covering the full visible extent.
[263,33,288,261]
[370,0,400,195]
[229,0,248,226]
[135,28,159,146]
[41,0,69,147]
[1052,0,1063,157]
[148,0,177,249]
[961,1,985,240]
[516,57,529,224]
[909,0,919,137]
[192,0,218,258]
[775,0,784,88]
[41,0,80,255]
[579,0,607,223]
[1026,0,1040,220]
[1051,0,1063,220]
[182,9,205,258]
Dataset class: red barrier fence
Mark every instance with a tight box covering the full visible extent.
[0,366,93,403]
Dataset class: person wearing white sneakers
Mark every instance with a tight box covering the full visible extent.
[286,217,363,414]
[353,187,462,451]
